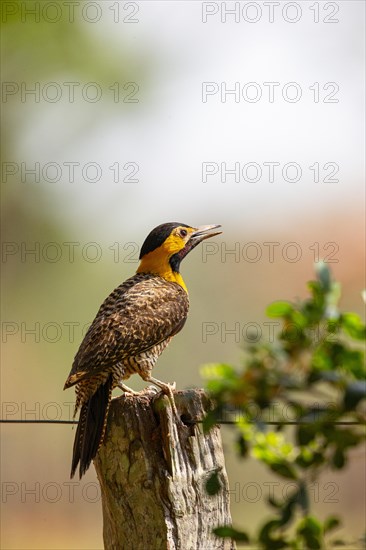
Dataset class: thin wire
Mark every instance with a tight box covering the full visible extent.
[0,419,364,426]
[200,420,364,426]
[0,419,77,424]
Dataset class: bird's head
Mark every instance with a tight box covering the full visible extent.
[137,222,222,289]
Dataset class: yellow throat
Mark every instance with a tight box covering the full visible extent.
[137,246,188,293]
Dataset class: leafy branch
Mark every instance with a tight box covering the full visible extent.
[202,263,365,549]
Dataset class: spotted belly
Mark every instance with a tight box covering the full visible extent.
[118,337,172,381]
[74,337,172,415]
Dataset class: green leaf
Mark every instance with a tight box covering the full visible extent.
[201,362,236,381]
[296,451,324,469]
[297,425,315,446]
[259,520,287,548]
[280,492,297,525]
[202,408,221,433]
[340,349,365,379]
[205,471,221,496]
[297,482,310,515]
[236,434,249,458]
[324,516,341,534]
[270,462,298,480]
[213,526,250,542]
[337,429,361,447]
[343,381,366,411]
[306,281,326,316]
[332,448,346,469]
[297,516,322,549]
[342,313,366,340]
[268,495,282,509]
[266,301,293,318]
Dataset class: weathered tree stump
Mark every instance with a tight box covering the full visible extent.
[94,389,235,550]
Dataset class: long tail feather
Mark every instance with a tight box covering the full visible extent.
[70,375,113,479]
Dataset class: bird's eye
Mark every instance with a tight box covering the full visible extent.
[179,229,188,238]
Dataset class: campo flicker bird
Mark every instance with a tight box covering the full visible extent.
[64,222,222,478]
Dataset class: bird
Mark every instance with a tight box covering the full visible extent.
[63,222,222,479]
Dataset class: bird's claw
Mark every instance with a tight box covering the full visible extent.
[144,385,159,395]
[117,383,140,395]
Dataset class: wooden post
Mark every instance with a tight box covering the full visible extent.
[94,389,236,550]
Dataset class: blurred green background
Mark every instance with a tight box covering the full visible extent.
[1,1,365,548]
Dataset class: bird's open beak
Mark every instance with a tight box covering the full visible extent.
[190,224,222,243]
[172,224,222,263]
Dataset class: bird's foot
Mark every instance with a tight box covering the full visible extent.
[143,385,159,395]
[143,376,179,419]
[117,383,140,395]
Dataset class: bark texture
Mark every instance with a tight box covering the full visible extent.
[94,389,235,550]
